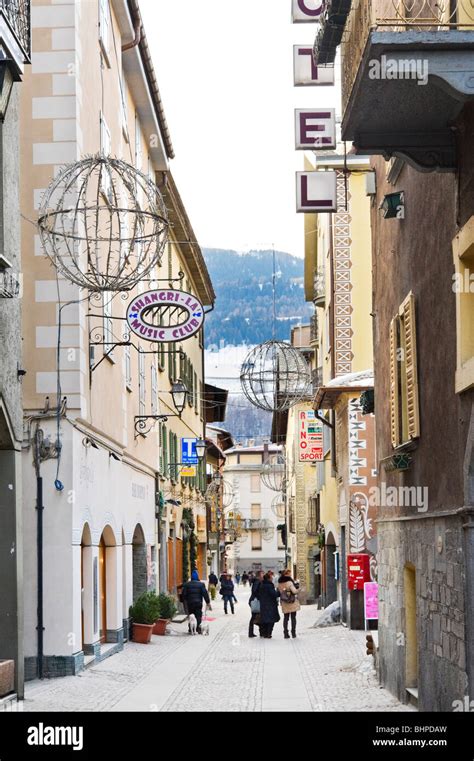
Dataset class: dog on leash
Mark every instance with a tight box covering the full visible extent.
[188,614,197,635]
[200,620,210,636]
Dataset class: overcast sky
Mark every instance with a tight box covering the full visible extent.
[140,0,340,256]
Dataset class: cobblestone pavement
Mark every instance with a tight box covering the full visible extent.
[22,587,415,712]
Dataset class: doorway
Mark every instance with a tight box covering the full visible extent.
[99,537,107,643]
[404,564,418,689]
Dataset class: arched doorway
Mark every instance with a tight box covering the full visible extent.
[80,523,92,648]
[132,524,147,602]
[99,525,116,644]
[325,531,337,606]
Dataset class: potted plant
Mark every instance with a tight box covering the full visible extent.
[153,593,177,635]
[129,591,161,644]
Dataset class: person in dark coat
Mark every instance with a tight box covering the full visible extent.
[208,572,218,587]
[259,571,280,638]
[182,570,210,633]
[220,574,235,614]
[248,570,263,638]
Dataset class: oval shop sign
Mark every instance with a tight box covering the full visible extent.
[126,289,204,343]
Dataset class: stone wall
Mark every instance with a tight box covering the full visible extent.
[378,515,468,711]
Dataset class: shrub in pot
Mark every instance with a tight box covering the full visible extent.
[153,593,177,635]
[129,592,161,644]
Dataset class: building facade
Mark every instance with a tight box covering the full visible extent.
[313,0,474,708]
[0,0,31,699]
[223,444,285,576]
[20,0,214,678]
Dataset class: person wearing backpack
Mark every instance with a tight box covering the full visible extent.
[278,570,301,639]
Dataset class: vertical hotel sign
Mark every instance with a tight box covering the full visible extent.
[292,0,337,214]
[298,410,324,462]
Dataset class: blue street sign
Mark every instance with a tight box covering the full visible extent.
[182,438,198,465]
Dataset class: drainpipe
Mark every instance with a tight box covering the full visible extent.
[33,429,44,681]
[121,17,141,52]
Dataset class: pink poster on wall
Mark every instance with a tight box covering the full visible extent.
[364,582,379,620]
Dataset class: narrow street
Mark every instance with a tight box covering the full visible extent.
[22,591,412,713]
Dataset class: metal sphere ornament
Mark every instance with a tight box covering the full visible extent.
[37,154,169,292]
[261,452,286,492]
[240,340,311,413]
[271,494,285,520]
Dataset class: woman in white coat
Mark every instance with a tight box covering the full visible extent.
[277,570,301,639]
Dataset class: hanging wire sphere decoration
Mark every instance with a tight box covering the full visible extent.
[240,340,312,413]
[261,452,286,492]
[37,154,169,292]
[271,494,286,520]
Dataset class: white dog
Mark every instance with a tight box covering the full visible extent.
[200,620,210,636]
[188,614,197,635]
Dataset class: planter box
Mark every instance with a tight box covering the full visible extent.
[132,623,154,644]
[0,661,14,697]
[153,619,169,636]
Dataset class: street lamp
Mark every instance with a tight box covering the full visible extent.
[195,438,206,461]
[134,380,189,436]
[171,379,187,415]
[214,471,222,487]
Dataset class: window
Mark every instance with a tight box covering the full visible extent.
[100,113,112,201]
[194,371,198,411]
[151,365,158,414]
[138,348,146,418]
[120,72,129,142]
[390,292,420,448]
[251,532,262,551]
[308,495,320,535]
[168,344,176,383]
[135,113,143,171]
[103,292,114,357]
[250,474,261,493]
[161,423,168,474]
[125,344,132,390]
[251,503,261,520]
[452,215,474,393]
[99,0,110,62]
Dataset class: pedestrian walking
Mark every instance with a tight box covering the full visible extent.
[220,574,235,614]
[208,571,218,601]
[258,571,280,638]
[182,570,210,634]
[248,570,263,638]
[278,569,301,639]
[241,572,249,587]
[235,572,241,585]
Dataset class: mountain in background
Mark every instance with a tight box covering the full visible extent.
[203,249,312,444]
[202,248,312,349]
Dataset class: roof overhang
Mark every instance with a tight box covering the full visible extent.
[203,384,228,424]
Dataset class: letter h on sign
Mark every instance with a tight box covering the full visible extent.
[292,0,325,23]
[295,109,336,150]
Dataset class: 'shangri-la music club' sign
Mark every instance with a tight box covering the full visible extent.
[126,289,204,343]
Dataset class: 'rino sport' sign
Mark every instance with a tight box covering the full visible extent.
[126,289,204,343]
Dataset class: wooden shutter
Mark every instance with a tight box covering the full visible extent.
[401,292,420,440]
[390,317,400,448]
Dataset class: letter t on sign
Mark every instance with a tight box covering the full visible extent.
[293,46,335,86]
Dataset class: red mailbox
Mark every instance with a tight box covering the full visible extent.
[347,553,370,591]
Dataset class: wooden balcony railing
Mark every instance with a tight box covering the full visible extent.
[336,0,474,113]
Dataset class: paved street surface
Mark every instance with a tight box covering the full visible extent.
[23,587,414,712]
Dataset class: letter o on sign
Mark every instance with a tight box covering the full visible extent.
[126,289,205,343]
[292,0,324,22]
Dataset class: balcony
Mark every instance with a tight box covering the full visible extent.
[1,0,31,62]
[314,1,474,172]
[314,267,325,307]
[0,269,20,298]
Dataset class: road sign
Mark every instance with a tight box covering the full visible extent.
[182,438,198,465]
